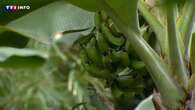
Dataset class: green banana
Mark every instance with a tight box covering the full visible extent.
[80,49,91,67]
[111,50,120,63]
[83,63,111,79]
[117,76,134,88]
[95,11,102,28]
[125,40,138,58]
[117,68,132,76]
[99,10,108,21]
[111,84,123,99]
[142,29,151,42]
[73,34,92,47]
[95,10,108,28]
[116,75,143,92]
[118,51,130,67]
[102,53,113,67]
[112,50,130,67]
[101,23,125,47]
[125,41,133,53]
[80,47,112,79]
[116,68,143,92]
[85,37,102,65]
[131,60,145,69]
[107,18,119,33]
[95,31,110,54]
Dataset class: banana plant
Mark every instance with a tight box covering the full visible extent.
[64,0,195,109]
[1,0,195,109]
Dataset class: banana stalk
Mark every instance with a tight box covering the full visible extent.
[138,0,167,55]
[177,0,195,67]
[166,4,188,88]
[98,1,186,109]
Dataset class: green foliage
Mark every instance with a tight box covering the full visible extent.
[0,1,104,110]
[0,0,94,45]
[135,95,155,110]
[0,58,80,110]
[0,47,47,68]
[76,11,154,109]
[103,0,139,32]
[65,0,101,12]
[0,27,28,48]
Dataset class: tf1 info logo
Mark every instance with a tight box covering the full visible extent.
[4,5,31,11]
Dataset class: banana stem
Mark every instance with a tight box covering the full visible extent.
[138,0,166,55]
[122,29,185,110]
[166,4,188,88]
[52,42,67,61]
[99,1,185,109]
[191,89,195,109]
[178,0,195,66]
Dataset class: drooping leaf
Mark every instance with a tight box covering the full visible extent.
[57,28,94,46]
[64,0,101,12]
[104,0,139,32]
[65,0,139,32]
[0,47,48,68]
[0,26,28,48]
[135,95,155,110]
[0,0,94,45]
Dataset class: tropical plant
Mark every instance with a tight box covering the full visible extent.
[0,0,195,110]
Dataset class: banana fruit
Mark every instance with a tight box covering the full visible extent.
[85,37,102,65]
[95,31,110,54]
[80,49,111,79]
[77,11,147,95]
[84,63,111,79]
[131,60,145,70]
[95,10,108,28]
[101,23,125,47]
[112,50,130,67]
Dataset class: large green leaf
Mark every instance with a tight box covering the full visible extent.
[0,47,48,68]
[64,0,101,12]
[65,0,139,32]
[104,0,139,32]
[0,0,94,45]
[0,26,29,48]
[135,95,155,110]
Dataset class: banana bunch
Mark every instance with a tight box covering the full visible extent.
[76,11,147,92]
[73,10,155,109]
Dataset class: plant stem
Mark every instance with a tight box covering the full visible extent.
[52,42,67,61]
[121,28,184,110]
[99,1,185,109]
[167,4,188,88]
[191,89,195,109]
[138,0,166,54]
[178,0,195,66]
